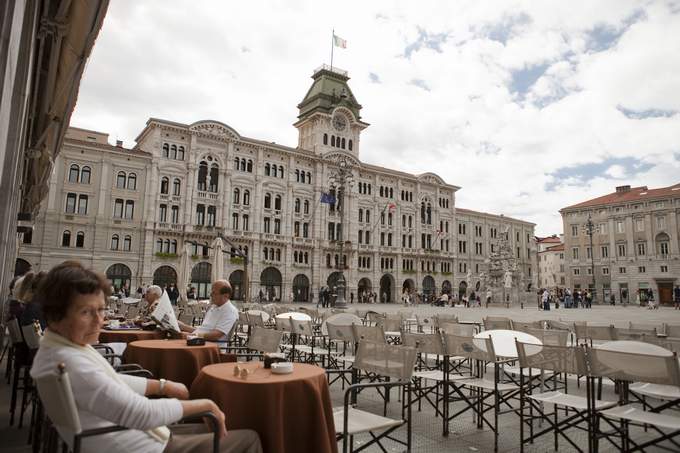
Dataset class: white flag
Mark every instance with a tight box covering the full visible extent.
[333,34,347,49]
[150,291,180,333]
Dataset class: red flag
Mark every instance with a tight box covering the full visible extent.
[388,203,396,211]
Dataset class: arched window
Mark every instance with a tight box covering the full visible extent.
[106,264,132,292]
[389,188,393,198]
[264,193,271,209]
[263,247,269,260]
[341,138,346,149]
[272,165,277,178]
[80,166,91,184]
[127,173,136,190]
[173,178,181,196]
[68,164,79,183]
[177,146,185,160]
[163,239,170,253]
[294,198,300,213]
[348,140,353,151]
[61,230,71,247]
[191,262,212,298]
[380,186,384,197]
[246,159,253,172]
[170,145,177,160]
[160,177,169,194]
[239,159,246,171]
[156,238,163,253]
[75,231,84,248]
[123,235,132,251]
[234,157,240,169]
[359,208,363,222]
[170,240,177,254]
[265,163,270,176]
[279,165,284,178]
[294,251,298,262]
[243,190,250,205]
[276,249,281,261]
[366,209,370,223]
[323,133,328,145]
[124,200,134,219]
[295,169,300,182]
[111,234,119,250]
[233,188,240,205]
[209,164,219,192]
[274,195,282,211]
[303,199,309,214]
[197,161,208,191]
[116,171,126,189]
[331,136,336,147]
[326,254,331,267]
[243,214,249,231]
[426,203,432,224]
[232,212,239,230]
[305,172,310,184]
[162,143,169,158]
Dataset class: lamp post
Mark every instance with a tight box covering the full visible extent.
[582,214,598,303]
[328,157,353,309]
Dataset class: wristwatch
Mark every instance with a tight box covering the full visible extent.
[159,378,167,395]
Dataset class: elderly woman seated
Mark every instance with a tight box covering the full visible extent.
[141,284,163,317]
[30,261,262,453]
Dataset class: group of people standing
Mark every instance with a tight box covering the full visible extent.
[539,287,594,310]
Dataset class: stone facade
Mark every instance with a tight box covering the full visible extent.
[561,184,680,305]
[18,66,535,303]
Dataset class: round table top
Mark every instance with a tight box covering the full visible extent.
[127,339,218,351]
[474,329,542,358]
[321,313,362,335]
[246,309,270,322]
[596,340,672,356]
[275,312,312,321]
[199,362,325,385]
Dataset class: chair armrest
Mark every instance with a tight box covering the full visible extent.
[78,424,130,438]
[178,411,220,453]
[118,369,154,378]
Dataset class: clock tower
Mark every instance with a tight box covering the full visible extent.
[294,65,369,158]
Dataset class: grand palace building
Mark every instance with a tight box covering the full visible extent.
[17,65,536,303]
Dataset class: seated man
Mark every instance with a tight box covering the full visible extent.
[178,280,238,342]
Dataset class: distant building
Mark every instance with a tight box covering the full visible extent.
[536,236,565,290]
[19,65,535,302]
[561,184,679,305]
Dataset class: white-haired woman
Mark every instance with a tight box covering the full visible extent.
[141,285,163,317]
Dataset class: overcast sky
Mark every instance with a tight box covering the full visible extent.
[71,0,680,236]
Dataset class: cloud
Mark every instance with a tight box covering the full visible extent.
[70,0,680,237]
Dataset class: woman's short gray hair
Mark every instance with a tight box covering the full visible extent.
[147,285,163,298]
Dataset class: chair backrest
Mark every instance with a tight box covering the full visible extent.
[248,312,267,328]
[628,322,659,334]
[326,322,357,344]
[516,341,587,375]
[34,364,83,436]
[353,341,417,380]
[415,315,434,331]
[274,316,294,333]
[238,312,249,325]
[352,324,386,344]
[178,313,194,326]
[574,324,616,342]
[365,311,384,325]
[434,314,458,329]
[21,323,43,350]
[587,346,680,386]
[439,322,476,337]
[290,318,314,337]
[7,318,23,345]
[537,329,569,347]
[401,332,445,355]
[247,327,283,354]
[512,320,544,333]
[321,313,362,336]
[615,328,654,341]
[379,316,402,332]
[442,333,496,362]
[664,324,680,338]
[126,305,140,319]
[483,317,512,331]
[547,320,572,331]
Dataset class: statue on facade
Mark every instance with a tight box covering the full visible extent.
[504,269,513,289]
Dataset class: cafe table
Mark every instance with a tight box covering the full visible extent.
[473,329,541,358]
[191,362,337,453]
[275,311,312,321]
[124,339,220,387]
[99,328,167,344]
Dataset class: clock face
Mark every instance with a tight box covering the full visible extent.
[332,113,347,131]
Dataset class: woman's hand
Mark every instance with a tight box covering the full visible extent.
[206,400,227,438]
[163,381,189,400]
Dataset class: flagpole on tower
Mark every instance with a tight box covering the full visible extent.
[330,28,335,70]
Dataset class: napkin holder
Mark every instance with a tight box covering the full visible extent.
[270,362,294,374]
[263,353,287,369]
[186,336,206,346]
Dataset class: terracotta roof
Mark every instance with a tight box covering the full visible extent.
[536,236,561,243]
[544,244,564,252]
[562,183,680,210]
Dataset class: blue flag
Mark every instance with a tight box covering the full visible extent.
[320,192,336,204]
